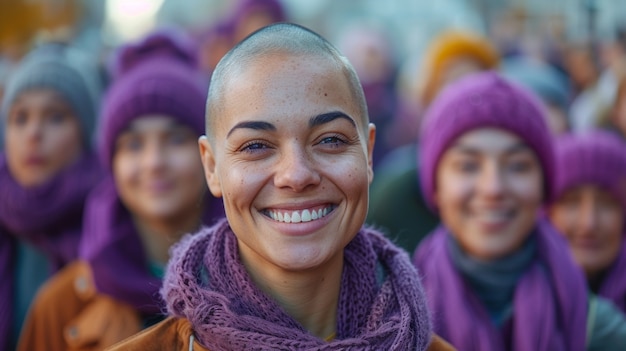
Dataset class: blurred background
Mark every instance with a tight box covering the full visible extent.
[2,0,626,152]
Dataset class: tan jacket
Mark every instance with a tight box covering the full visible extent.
[17,261,143,351]
[107,317,457,351]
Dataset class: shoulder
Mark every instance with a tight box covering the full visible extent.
[428,334,457,351]
[18,261,142,351]
[27,260,93,313]
[106,317,210,351]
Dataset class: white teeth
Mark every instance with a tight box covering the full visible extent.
[291,212,301,223]
[267,206,333,224]
[301,209,311,222]
[476,211,510,222]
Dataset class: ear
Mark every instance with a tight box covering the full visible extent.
[366,123,376,185]
[198,136,223,198]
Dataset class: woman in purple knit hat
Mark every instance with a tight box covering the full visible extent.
[108,23,454,351]
[413,70,626,350]
[16,29,224,351]
[548,131,626,312]
[0,42,103,349]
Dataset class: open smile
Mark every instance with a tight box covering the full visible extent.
[262,204,337,223]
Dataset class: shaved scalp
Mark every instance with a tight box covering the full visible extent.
[205,23,368,142]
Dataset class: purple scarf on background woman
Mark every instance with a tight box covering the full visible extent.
[79,176,223,315]
[413,219,588,351]
[162,219,432,350]
[0,152,102,350]
[598,240,626,312]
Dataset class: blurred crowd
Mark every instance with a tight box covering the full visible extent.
[1,0,626,350]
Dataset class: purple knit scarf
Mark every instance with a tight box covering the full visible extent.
[0,152,102,350]
[0,152,102,266]
[79,176,224,315]
[162,219,432,350]
[598,239,626,312]
[414,219,588,351]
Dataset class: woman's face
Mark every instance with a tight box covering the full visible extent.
[113,116,205,224]
[435,128,544,260]
[200,53,375,273]
[5,89,83,187]
[549,185,623,277]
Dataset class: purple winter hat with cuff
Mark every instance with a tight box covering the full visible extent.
[419,71,555,211]
[553,131,626,209]
[98,29,207,170]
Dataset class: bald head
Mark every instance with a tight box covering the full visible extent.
[205,23,368,141]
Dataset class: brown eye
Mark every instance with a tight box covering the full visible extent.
[240,140,272,154]
[9,110,28,126]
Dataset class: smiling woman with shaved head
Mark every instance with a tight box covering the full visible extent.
[108,23,453,351]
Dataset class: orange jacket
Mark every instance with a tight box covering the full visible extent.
[107,317,457,351]
[17,261,143,351]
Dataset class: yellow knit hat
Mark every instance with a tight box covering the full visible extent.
[419,30,500,107]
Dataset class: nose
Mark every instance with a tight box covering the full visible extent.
[477,161,505,198]
[143,140,167,173]
[25,118,44,145]
[577,195,599,235]
[273,144,321,192]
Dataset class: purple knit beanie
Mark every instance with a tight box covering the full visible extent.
[419,70,555,210]
[98,28,207,170]
[553,131,626,209]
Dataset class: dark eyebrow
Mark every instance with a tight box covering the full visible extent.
[227,121,276,138]
[309,111,356,128]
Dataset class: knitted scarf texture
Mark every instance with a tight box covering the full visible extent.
[414,219,588,351]
[0,152,102,350]
[79,176,224,315]
[162,219,432,350]
[597,240,626,312]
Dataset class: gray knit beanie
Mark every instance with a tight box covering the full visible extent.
[0,42,102,149]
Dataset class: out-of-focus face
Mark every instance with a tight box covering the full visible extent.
[613,91,626,137]
[234,10,276,43]
[549,185,624,278]
[5,88,83,187]
[565,48,597,91]
[199,52,375,274]
[435,128,544,260]
[438,57,484,94]
[113,116,205,224]
[544,102,569,135]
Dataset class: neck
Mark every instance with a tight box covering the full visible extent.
[241,250,343,339]
[133,210,202,266]
[586,269,607,294]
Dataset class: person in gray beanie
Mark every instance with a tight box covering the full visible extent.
[0,41,103,350]
[0,42,101,149]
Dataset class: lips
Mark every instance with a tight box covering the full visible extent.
[263,204,337,223]
[24,155,46,166]
[470,208,516,232]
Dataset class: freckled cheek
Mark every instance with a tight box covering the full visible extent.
[221,163,268,209]
[331,162,370,199]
